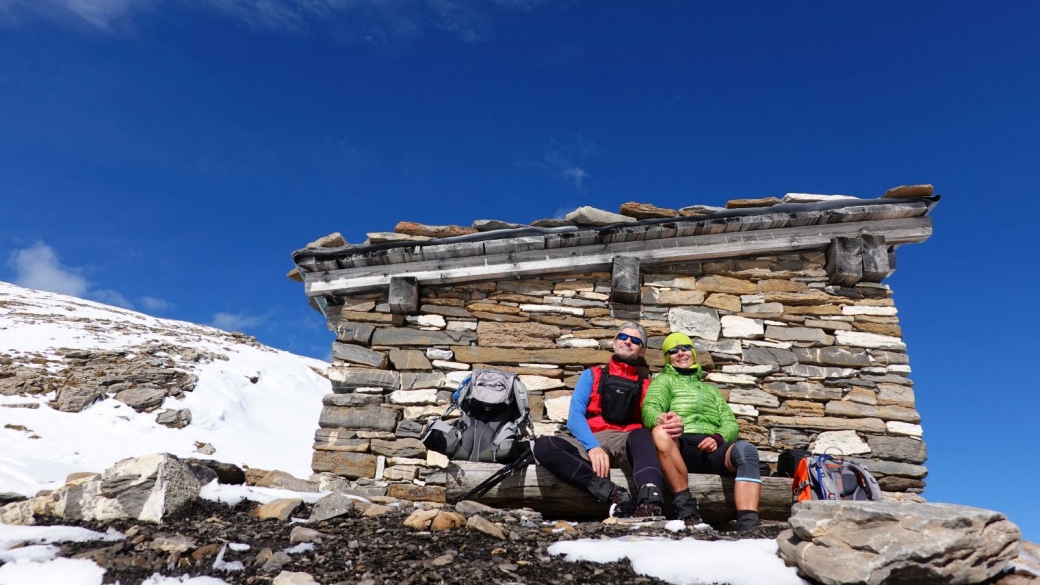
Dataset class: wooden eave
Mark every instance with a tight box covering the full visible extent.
[298,198,937,298]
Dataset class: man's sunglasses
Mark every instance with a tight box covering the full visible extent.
[666,345,694,355]
[616,333,644,346]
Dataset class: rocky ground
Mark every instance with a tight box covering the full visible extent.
[31,497,788,585]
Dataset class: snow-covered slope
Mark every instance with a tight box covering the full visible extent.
[0,281,330,496]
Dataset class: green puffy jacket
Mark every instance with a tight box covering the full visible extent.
[641,363,739,442]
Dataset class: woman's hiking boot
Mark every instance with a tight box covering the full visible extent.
[632,483,665,518]
[732,510,761,532]
[672,489,702,524]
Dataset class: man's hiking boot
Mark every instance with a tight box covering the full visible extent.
[672,489,702,524]
[588,477,635,518]
[632,483,665,518]
[607,485,636,518]
[732,511,761,532]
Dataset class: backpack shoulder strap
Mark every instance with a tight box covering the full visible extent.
[596,365,608,392]
[510,375,535,438]
[445,373,474,416]
[847,461,884,500]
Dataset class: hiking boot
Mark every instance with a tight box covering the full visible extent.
[732,511,761,532]
[632,483,665,518]
[632,502,664,518]
[672,489,702,524]
[588,477,634,518]
[608,485,636,518]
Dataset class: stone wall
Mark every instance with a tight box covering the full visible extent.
[310,251,926,502]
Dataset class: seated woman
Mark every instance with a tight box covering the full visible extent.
[641,332,762,531]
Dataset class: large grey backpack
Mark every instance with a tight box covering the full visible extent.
[420,369,534,463]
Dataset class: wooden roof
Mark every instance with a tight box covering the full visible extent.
[294,196,939,298]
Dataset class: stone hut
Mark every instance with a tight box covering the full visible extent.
[289,186,938,514]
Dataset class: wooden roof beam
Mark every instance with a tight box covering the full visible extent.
[303,216,932,297]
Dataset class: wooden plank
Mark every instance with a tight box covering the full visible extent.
[481,236,546,256]
[861,234,892,282]
[444,462,794,522]
[784,210,822,228]
[673,220,701,237]
[388,277,419,315]
[610,256,640,304]
[827,236,864,286]
[384,246,413,265]
[605,225,645,243]
[304,216,932,296]
[316,258,340,271]
[643,223,677,241]
[544,233,564,249]
[419,241,485,261]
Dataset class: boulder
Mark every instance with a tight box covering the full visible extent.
[678,204,723,216]
[883,184,934,199]
[778,501,1019,585]
[114,387,166,412]
[394,221,477,238]
[306,232,347,249]
[366,232,432,244]
[472,219,526,231]
[182,458,245,485]
[725,197,782,209]
[530,218,573,228]
[619,202,678,219]
[309,492,356,522]
[155,408,192,428]
[21,453,203,524]
[52,385,103,412]
[95,453,203,523]
[252,498,303,521]
[255,470,319,492]
[0,492,27,506]
[564,206,636,226]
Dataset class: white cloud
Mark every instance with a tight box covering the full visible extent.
[91,289,134,309]
[544,134,594,192]
[211,311,272,332]
[5,242,169,313]
[0,0,155,30]
[6,242,89,297]
[0,0,543,41]
[140,296,173,313]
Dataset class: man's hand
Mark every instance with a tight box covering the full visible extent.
[697,436,718,453]
[588,447,610,478]
[657,412,684,439]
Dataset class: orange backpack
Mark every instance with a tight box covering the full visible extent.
[792,453,883,502]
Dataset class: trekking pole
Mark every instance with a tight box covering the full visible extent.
[453,449,535,504]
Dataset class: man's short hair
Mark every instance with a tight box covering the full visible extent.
[616,321,648,343]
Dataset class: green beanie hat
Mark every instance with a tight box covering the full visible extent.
[662,332,695,365]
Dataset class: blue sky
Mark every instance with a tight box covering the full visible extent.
[2,1,1039,539]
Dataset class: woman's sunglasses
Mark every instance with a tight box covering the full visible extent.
[666,345,694,355]
[616,333,644,346]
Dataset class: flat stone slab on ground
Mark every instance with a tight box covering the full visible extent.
[778,501,1020,585]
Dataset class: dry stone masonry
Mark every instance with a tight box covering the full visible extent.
[290,187,939,505]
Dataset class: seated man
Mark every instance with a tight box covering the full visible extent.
[641,332,762,531]
[531,322,665,517]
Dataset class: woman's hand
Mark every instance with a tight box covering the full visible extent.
[657,412,684,439]
[697,436,718,453]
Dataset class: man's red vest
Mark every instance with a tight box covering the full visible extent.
[585,357,650,433]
